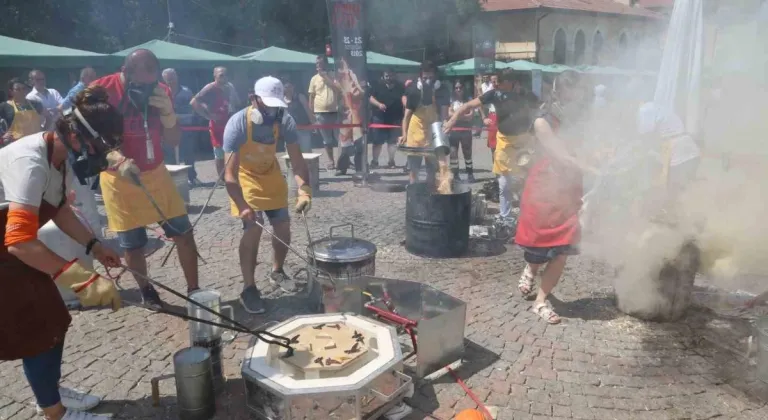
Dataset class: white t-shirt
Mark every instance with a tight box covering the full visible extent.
[0,132,70,209]
[481,82,495,113]
[27,87,63,111]
[636,103,700,166]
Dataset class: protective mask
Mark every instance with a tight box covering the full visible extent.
[249,106,283,126]
[416,78,441,91]
[67,107,113,185]
[126,81,157,109]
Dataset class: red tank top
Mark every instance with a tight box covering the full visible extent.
[91,73,172,171]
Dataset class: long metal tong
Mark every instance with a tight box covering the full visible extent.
[116,263,295,356]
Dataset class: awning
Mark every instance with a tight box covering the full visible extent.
[0,35,110,68]
[112,40,245,69]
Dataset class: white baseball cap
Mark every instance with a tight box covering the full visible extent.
[253,76,287,108]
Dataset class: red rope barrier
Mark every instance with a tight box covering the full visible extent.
[182,123,486,132]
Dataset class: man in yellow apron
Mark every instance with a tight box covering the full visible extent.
[400,61,450,185]
[92,49,200,307]
[444,70,539,223]
[223,77,312,314]
[1,78,44,145]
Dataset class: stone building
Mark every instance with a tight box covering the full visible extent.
[480,0,666,69]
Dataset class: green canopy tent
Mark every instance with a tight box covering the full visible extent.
[541,63,575,74]
[240,46,318,71]
[112,40,245,69]
[0,35,110,68]
[439,58,508,76]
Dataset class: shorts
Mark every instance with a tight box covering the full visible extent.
[116,214,193,250]
[521,245,579,264]
[212,146,224,160]
[449,129,472,147]
[371,120,400,145]
[407,155,437,173]
[314,112,338,147]
[241,207,290,229]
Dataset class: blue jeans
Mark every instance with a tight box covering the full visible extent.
[23,341,64,408]
[116,214,193,250]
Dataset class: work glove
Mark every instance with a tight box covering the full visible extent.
[148,86,177,129]
[53,259,122,311]
[295,184,312,214]
[106,150,140,179]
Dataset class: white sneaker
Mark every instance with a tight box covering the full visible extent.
[36,387,101,414]
[384,403,413,420]
[61,410,112,419]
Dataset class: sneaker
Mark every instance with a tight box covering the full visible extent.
[387,160,396,169]
[140,284,163,307]
[467,173,476,183]
[240,286,266,314]
[36,387,101,414]
[62,410,112,419]
[269,269,298,293]
[370,161,379,169]
[335,170,346,176]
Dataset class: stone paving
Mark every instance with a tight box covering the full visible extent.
[2,140,768,419]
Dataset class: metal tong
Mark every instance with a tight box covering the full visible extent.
[116,263,295,356]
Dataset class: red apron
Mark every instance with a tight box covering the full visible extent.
[515,116,583,249]
[0,134,71,360]
[487,112,498,149]
[208,87,229,149]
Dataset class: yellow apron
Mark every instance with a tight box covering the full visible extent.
[492,132,528,176]
[7,101,42,140]
[406,104,438,148]
[100,165,187,232]
[229,106,288,215]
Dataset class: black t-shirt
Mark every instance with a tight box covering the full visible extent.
[369,80,404,123]
[405,83,450,112]
[0,100,44,130]
[479,89,538,137]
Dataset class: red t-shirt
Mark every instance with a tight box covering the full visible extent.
[196,83,230,147]
[91,73,173,171]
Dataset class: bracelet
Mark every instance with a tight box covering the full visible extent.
[85,238,100,255]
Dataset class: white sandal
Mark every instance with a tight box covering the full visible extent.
[531,301,561,324]
[517,265,536,299]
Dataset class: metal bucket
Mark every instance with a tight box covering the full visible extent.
[187,289,233,390]
[430,122,450,155]
[757,316,768,383]
[406,182,471,258]
[282,153,321,197]
[173,347,216,420]
[167,165,191,204]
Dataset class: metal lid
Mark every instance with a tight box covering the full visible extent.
[309,236,377,263]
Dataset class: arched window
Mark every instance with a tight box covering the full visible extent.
[574,30,586,65]
[553,28,567,64]
[592,30,604,65]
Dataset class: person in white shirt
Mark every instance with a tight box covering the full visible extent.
[27,70,63,129]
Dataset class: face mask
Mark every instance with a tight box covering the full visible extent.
[416,78,441,91]
[249,105,283,126]
[126,81,157,109]
[67,107,114,185]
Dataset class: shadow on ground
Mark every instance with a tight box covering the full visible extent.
[550,295,621,322]
[187,204,221,215]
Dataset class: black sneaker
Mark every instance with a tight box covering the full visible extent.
[370,161,379,169]
[387,160,396,169]
[269,269,298,293]
[141,285,163,307]
[239,286,266,314]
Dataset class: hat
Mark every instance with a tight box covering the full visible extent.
[253,76,287,108]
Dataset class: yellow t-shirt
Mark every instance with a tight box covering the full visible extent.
[308,74,338,113]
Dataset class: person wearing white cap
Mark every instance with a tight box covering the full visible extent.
[222,76,312,314]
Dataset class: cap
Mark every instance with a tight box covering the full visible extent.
[253,76,287,108]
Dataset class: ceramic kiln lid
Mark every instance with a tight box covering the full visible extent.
[309,237,377,263]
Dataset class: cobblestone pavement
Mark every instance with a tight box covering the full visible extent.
[2,141,768,419]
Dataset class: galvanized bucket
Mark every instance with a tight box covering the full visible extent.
[430,122,450,155]
[173,347,216,420]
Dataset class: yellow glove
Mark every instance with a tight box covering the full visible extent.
[295,184,312,214]
[106,150,140,179]
[148,86,177,128]
[53,260,122,311]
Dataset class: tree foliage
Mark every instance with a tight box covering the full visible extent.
[0,0,484,60]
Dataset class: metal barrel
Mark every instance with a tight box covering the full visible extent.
[430,122,450,155]
[405,182,471,257]
[758,316,768,383]
[173,347,216,420]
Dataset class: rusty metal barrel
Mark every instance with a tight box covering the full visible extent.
[173,347,216,420]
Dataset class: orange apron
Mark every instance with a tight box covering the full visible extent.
[230,106,288,214]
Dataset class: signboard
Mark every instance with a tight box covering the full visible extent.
[473,24,496,74]
[327,0,369,148]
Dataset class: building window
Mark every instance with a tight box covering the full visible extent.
[554,28,567,64]
[574,30,586,65]
[592,30,604,65]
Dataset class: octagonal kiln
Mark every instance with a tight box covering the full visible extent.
[242,313,412,420]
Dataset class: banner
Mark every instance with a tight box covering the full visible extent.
[473,24,496,75]
[327,0,369,148]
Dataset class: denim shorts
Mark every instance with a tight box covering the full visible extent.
[212,146,225,160]
[521,245,579,264]
[116,214,193,250]
[241,207,290,229]
[23,341,64,408]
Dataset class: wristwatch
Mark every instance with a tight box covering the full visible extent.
[85,238,101,255]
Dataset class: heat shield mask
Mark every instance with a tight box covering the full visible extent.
[66,107,117,185]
